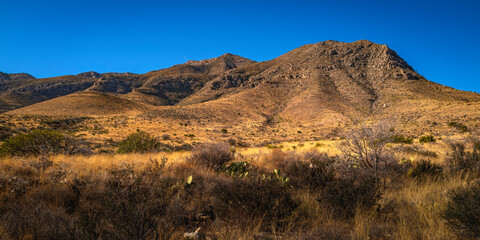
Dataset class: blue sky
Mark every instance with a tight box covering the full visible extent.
[0,0,479,92]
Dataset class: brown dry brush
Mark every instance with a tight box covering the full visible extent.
[1,136,479,239]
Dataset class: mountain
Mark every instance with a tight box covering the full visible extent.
[3,40,480,132]
[143,40,480,128]
[0,53,254,112]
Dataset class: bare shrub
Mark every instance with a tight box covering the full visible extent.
[187,142,234,171]
[339,123,395,177]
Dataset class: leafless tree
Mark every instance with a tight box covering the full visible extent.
[338,122,394,175]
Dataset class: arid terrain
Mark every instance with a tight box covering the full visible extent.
[1,40,480,239]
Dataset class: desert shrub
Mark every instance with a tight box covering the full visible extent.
[474,138,480,151]
[446,141,480,173]
[71,161,182,239]
[187,142,234,171]
[442,181,480,238]
[171,143,193,152]
[282,151,335,190]
[448,121,468,133]
[265,144,284,149]
[406,160,443,179]
[78,166,179,239]
[227,138,236,146]
[213,176,299,229]
[319,168,381,219]
[116,131,160,153]
[0,125,15,141]
[1,200,75,240]
[391,134,414,144]
[419,135,436,143]
[161,134,171,140]
[0,129,90,156]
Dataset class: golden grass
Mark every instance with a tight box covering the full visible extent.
[379,176,465,239]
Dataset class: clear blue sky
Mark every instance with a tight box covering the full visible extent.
[0,0,479,92]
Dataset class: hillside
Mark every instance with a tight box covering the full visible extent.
[7,91,150,116]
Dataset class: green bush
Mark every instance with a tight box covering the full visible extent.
[442,181,480,238]
[0,129,89,156]
[391,134,414,144]
[117,131,160,153]
[419,135,436,143]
